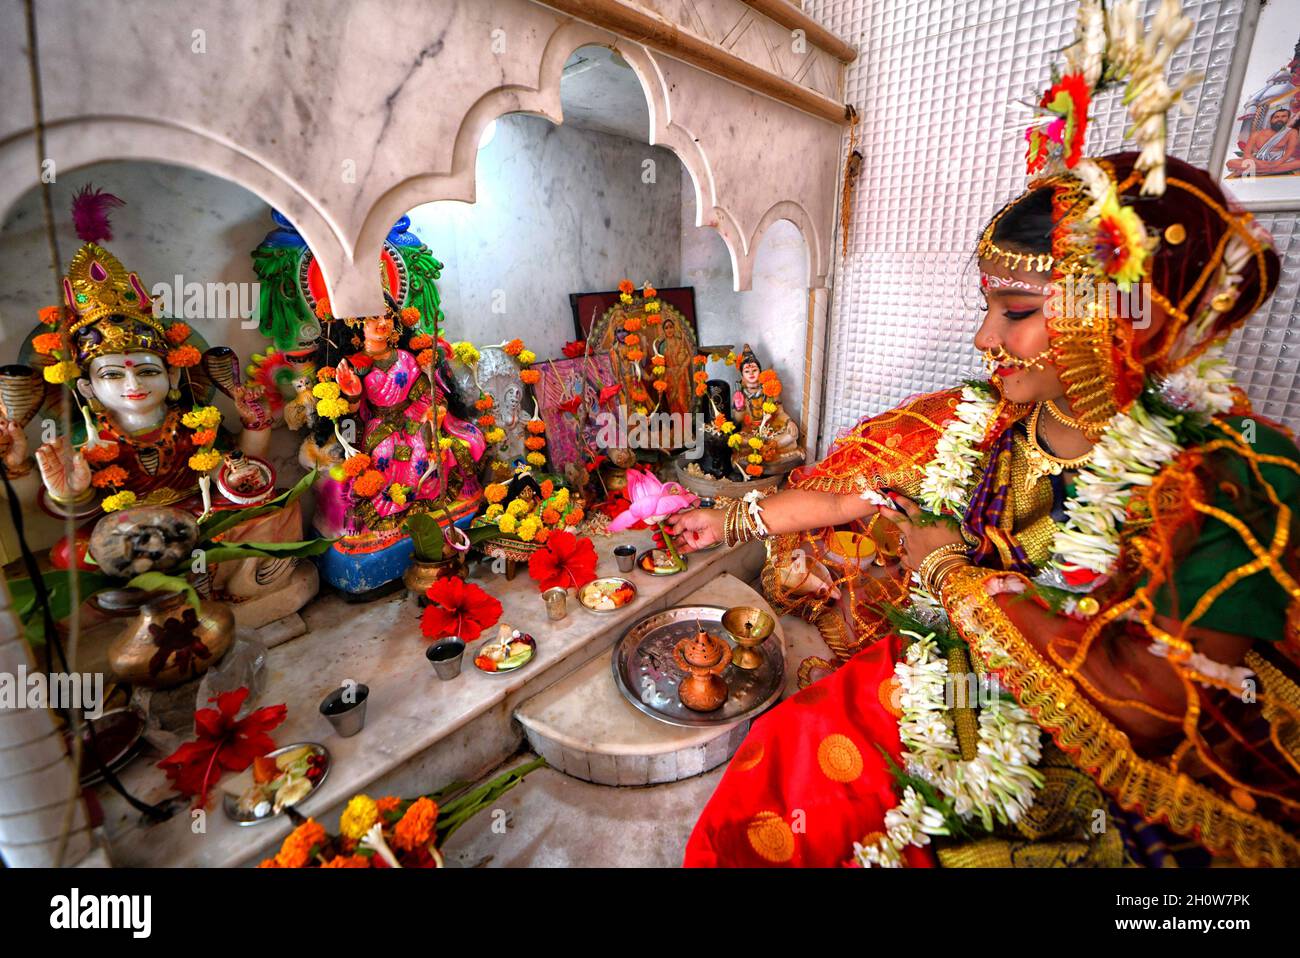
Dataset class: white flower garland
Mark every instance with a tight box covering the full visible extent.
[852,634,1044,868]
[916,385,1000,516]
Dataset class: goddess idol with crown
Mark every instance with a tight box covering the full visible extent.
[669,0,1300,868]
[8,189,316,623]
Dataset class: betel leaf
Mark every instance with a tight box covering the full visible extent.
[405,512,446,562]
[198,468,318,542]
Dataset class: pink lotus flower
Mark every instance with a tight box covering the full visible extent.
[607,469,698,531]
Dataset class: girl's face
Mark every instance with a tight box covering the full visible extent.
[972,259,1065,406]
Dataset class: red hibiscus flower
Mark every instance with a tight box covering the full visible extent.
[528,530,598,592]
[558,396,583,415]
[562,339,587,359]
[157,687,287,809]
[598,384,623,405]
[420,576,503,643]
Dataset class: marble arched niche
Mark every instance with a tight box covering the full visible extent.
[0,0,841,316]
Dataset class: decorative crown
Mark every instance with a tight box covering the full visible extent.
[62,243,167,365]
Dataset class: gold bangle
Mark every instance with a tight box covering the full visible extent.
[928,557,971,597]
[917,543,969,593]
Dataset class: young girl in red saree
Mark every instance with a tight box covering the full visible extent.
[669,139,1300,866]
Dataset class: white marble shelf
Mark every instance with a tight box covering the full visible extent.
[95,533,764,867]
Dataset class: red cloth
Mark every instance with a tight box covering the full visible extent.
[684,635,933,868]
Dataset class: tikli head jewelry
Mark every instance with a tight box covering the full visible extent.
[980,273,1053,295]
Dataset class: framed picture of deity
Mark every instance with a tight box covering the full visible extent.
[569,285,697,341]
[1210,0,1300,210]
[532,353,617,482]
[582,289,699,436]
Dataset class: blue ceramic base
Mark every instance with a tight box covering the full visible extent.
[315,510,477,597]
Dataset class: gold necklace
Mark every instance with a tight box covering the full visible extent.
[1041,397,1083,429]
[1022,403,1092,490]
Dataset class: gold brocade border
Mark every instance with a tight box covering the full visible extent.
[940,564,1300,867]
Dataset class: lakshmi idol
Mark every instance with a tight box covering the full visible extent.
[9,193,316,624]
[668,1,1300,868]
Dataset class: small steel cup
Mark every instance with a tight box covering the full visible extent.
[319,684,369,737]
[542,587,568,621]
[426,638,466,680]
[613,544,637,573]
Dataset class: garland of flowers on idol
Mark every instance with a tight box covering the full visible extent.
[480,476,584,544]
[726,362,788,478]
[617,279,662,415]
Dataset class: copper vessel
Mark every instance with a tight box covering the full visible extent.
[672,626,730,712]
[102,589,234,688]
[402,555,466,604]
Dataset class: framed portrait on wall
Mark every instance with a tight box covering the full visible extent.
[1210,0,1300,210]
[569,285,698,341]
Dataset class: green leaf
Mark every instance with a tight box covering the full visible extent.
[434,756,546,844]
[198,468,318,542]
[9,569,116,646]
[201,539,336,565]
[126,572,200,609]
[405,512,446,561]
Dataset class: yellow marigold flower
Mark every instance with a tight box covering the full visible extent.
[339,794,378,841]
[316,397,349,419]
[42,360,80,384]
[484,482,508,504]
[644,300,661,313]
[554,487,570,505]
[517,516,541,542]
[312,381,341,400]
[452,341,480,365]
[748,453,763,464]
[506,498,529,517]
[526,452,546,467]
[727,434,743,449]
[438,437,453,450]
[517,349,535,366]
[389,483,409,507]
[748,436,764,450]
[101,490,138,512]
[619,292,633,305]
[762,401,777,414]
[498,512,518,534]
[485,503,504,518]
[182,406,222,429]
[486,427,505,443]
[188,449,223,472]
[720,421,736,434]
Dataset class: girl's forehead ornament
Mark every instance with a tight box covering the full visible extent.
[980,273,1052,295]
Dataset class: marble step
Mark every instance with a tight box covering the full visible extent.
[516,572,825,786]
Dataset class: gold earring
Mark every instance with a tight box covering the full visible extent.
[167,387,181,401]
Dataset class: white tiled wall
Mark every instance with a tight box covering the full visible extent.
[807,0,1300,453]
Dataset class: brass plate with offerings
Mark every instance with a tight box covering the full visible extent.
[611,605,784,728]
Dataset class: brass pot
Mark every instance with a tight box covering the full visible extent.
[403,555,465,603]
[105,590,234,689]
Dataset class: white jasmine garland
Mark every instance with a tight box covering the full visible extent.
[916,385,999,516]
[853,633,1043,868]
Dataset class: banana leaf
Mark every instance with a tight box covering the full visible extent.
[201,538,336,565]
[198,468,317,542]
[9,569,116,646]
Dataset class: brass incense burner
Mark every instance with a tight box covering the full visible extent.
[721,606,775,671]
[672,624,730,712]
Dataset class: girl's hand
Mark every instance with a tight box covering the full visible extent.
[876,493,965,572]
[664,507,723,553]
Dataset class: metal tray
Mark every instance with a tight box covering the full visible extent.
[578,576,638,614]
[611,605,784,728]
[222,742,330,826]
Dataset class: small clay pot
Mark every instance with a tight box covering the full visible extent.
[673,628,730,712]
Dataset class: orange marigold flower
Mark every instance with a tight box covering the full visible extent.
[191,429,218,447]
[416,349,434,368]
[165,322,191,345]
[167,345,201,368]
[276,818,327,868]
[82,442,120,465]
[540,479,554,498]
[316,366,336,381]
[408,334,433,350]
[376,796,402,817]
[91,465,128,489]
[618,279,634,295]
[643,285,657,298]
[392,797,438,852]
[257,858,280,868]
[762,380,782,397]
[626,349,644,363]
[653,379,668,392]
[693,355,707,365]
[645,314,662,325]
[503,338,524,356]
[38,305,62,327]
[745,464,764,477]
[525,436,546,450]
[695,384,707,397]
[625,317,644,332]
[624,333,640,346]
[352,469,386,498]
[475,396,494,411]
[322,854,370,868]
[343,453,371,478]
[478,414,496,428]
[526,420,546,435]
[535,527,550,544]
[484,482,508,503]
[400,306,421,326]
[520,369,541,385]
[565,507,584,526]
[32,332,63,356]
[314,298,332,320]
[542,507,562,525]
[693,370,708,383]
